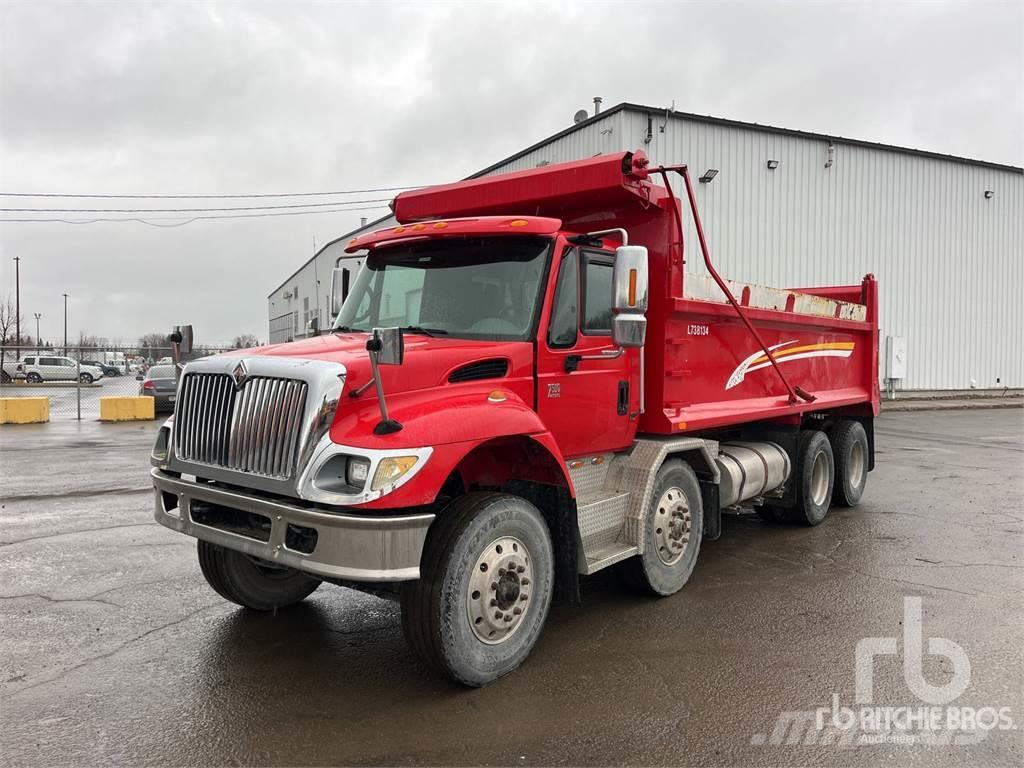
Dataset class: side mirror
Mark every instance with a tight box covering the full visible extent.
[611,245,648,348]
[370,327,404,366]
[330,266,351,320]
[170,325,193,355]
[307,316,320,336]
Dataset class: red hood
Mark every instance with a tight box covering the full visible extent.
[221,333,531,397]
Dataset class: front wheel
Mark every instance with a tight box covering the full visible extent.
[400,493,554,687]
[197,541,320,611]
[79,372,94,384]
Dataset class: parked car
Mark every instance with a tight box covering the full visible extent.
[5,355,105,384]
[80,360,122,377]
[140,365,178,412]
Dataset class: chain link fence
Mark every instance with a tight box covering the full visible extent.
[0,344,231,421]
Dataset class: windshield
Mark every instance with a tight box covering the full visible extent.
[334,236,550,341]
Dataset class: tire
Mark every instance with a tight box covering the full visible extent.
[831,420,869,507]
[621,459,704,596]
[786,430,834,526]
[197,541,320,611]
[79,373,93,384]
[400,492,554,687]
[26,372,42,383]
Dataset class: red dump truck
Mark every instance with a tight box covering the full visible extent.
[152,150,879,685]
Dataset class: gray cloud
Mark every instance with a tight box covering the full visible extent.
[1,0,1021,345]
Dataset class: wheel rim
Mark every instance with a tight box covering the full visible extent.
[654,486,691,566]
[466,536,532,645]
[847,440,865,489]
[810,451,829,506]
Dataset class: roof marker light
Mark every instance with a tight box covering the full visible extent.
[432,221,448,229]
[393,226,405,233]
[508,219,529,227]
[412,223,425,231]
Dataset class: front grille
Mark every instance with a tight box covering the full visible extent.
[174,373,308,479]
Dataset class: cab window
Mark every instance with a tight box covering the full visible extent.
[581,252,614,334]
[547,249,578,348]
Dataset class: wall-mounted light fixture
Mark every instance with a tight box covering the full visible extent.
[699,169,719,183]
[766,160,780,170]
[984,190,994,199]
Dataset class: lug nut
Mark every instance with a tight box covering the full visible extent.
[521,578,530,586]
[495,611,503,620]
[520,594,528,602]
[490,599,498,607]
[504,614,513,622]
[491,582,498,591]
[516,565,525,573]
[513,607,522,616]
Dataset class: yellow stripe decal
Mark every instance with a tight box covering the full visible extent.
[751,342,855,365]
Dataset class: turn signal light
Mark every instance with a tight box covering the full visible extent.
[628,269,637,306]
[372,456,419,491]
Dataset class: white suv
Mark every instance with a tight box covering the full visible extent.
[18,356,106,384]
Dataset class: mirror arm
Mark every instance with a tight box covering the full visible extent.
[365,334,402,435]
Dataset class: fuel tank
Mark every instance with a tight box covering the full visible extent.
[715,441,791,508]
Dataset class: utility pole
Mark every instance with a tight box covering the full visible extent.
[63,293,69,355]
[13,256,20,346]
[34,313,41,353]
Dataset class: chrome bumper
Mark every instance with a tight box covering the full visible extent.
[151,468,434,582]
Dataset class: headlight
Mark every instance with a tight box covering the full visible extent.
[346,456,370,486]
[151,425,170,463]
[372,456,419,491]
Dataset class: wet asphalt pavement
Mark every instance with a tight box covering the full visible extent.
[1,411,1021,766]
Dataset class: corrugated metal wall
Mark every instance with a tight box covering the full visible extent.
[490,109,1024,390]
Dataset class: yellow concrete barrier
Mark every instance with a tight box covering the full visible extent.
[0,397,50,424]
[100,396,156,422]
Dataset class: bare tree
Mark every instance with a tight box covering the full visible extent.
[231,334,259,349]
[138,332,169,361]
[0,294,23,371]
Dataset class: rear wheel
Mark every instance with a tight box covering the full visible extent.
[26,372,42,383]
[622,460,703,596]
[786,430,834,526]
[831,420,869,506]
[400,492,554,687]
[197,541,321,611]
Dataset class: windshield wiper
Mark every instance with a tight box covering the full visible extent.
[333,325,366,334]
[398,325,448,337]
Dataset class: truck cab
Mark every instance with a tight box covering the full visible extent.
[152,150,878,686]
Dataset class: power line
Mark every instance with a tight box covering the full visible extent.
[1,197,392,214]
[0,185,425,199]
[0,204,389,227]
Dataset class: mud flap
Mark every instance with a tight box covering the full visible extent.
[700,478,721,541]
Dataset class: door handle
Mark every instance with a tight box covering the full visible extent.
[563,347,624,373]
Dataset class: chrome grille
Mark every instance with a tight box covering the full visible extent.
[174,373,308,479]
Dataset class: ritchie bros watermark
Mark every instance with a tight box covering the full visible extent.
[752,597,1017,748]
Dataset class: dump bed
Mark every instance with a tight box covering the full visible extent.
[392,149,880,434]
[639,271,879,435]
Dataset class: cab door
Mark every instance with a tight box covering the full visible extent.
[535,246,639,458]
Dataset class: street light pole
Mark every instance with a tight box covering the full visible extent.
[34,313,41,353]
[63,293,69,356]
[13,256,20,346]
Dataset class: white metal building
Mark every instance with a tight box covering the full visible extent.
[268,101,1023,392]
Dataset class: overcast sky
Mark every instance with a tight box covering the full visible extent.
[1,0,1021,346]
